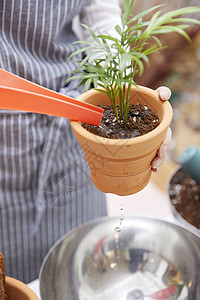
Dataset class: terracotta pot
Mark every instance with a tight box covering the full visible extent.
[70,85,173,195]
[6,276,39,300]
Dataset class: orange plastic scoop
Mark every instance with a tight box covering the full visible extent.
[0,68,103,126]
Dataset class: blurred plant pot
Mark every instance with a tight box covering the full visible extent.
[70,85,173,196]
[168,166,200,237]
[6,276,39,300]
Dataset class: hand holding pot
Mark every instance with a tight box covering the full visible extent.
[71,85,173,195]
[151,86,172,172]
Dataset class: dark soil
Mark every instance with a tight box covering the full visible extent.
[83,104,160,139]
[169,168,200,230]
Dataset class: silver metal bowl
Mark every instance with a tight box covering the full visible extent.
[168,166,200,238]
[39,216,200,300]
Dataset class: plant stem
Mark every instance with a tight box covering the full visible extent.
[109,85,119,122]
[122,83,127,123]
[125,82,131,124]
[119,86,123,119]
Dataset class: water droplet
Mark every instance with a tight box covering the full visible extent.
[114,226,121,233]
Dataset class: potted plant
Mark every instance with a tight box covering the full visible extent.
[67,0,200,195]
[0,253,39,300]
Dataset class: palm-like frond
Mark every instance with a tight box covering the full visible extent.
[67,0,200,124]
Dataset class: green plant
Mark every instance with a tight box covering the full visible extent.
[67,0,200,124]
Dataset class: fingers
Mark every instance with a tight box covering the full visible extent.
[151,127,172,172]
[151,154,166,173]
[151,86,172,172]
[158,127,172,157]
[156,86,171,101]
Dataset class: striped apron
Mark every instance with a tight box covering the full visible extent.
[0,0,107,283]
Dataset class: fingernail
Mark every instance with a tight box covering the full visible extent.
[160,144,168,156]
[153,158,161,168]
[151,167,159,173]
[160,90,170,100]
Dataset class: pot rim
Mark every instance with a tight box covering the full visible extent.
[5,276,39,299]
[70,85,173,145]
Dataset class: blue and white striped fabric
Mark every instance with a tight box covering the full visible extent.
[0,0,107,283]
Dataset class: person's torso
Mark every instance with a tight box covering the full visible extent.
[0,0,90,91]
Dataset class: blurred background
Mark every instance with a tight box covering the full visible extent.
[106,0,200,219]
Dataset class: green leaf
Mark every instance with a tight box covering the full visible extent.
[113,43,127,53]
[66,73,104,83]
[125,21,149,34]
[95,88,110,96]
[136,18,143,37]
[84,78,92,91]
[121,13,127,28]
[76,51,105,68]
[124,0,135,17]
[151,28,174,34]
[166,17,200,25]
[132,56,144,76]
[127,5,164,24]
[124,0,130,14]
[80,23,104,47]
[153,6,200,28]
[143,45,165,56]
[100,54,111,67]
[153,25,192,41]
[119,53,132,73]
[125,35,137,45]
[67,40,94,47]
[162,6,200,19]
[144,10,162,34]
[129,50,149,63]
[66,46,94,62]
[97,34,119,44]
[124,0,129,14]
[114,25,122,35]
[151,36,163,48]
